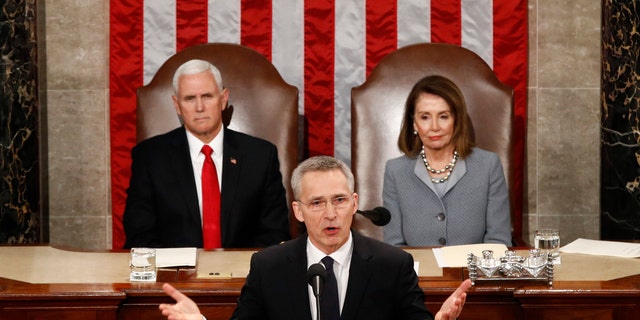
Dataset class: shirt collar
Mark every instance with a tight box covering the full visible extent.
[186,127,224,159]
[306,232,353,268]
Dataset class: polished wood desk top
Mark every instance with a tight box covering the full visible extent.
[1,245,638,283]
[1,245,638,299]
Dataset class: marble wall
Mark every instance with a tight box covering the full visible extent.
[0,0,42,243]
[601,0,640,240]
[526,0,602,245]
[42,0,111,248]
[23,0,602,249]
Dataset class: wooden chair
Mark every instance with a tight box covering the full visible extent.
[136,43,301,238]
[351,43,521,244]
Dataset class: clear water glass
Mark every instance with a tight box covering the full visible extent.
[129,247,157,282]
[534,229,560,264]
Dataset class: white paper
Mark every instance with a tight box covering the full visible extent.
[432,248,445,267]
[156,247,198,267]
[432,243,509,268]
[560,238,640,258]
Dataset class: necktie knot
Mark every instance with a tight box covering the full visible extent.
[201,145,213,157]
[321,256,334,271]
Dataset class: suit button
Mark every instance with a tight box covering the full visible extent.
[437,213,445,221]
[439,238,447,245]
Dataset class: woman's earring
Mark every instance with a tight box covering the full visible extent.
[413,130,418,135]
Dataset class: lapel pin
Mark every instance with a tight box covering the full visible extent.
[230,158,237,164]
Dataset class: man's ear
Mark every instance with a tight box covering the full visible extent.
[352,193,359,215]
[292,201,304,222]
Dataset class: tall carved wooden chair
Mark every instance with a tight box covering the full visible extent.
[136,43,300,237]
[351,43,521,244]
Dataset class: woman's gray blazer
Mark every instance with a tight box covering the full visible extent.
[382,147,512,247]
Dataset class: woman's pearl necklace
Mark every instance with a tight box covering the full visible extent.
[420,146,459,184]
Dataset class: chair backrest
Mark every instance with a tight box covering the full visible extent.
[351,43,518,243]
[136,43,300,237]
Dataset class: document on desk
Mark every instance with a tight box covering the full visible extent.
[156,247,198,267]
[560,238,640,258]
[432,243,509,268]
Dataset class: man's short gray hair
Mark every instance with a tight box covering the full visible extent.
[172,59,223,95]
[291,156,355,200]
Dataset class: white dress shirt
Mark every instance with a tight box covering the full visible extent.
[186,129,224,223]
[306,233,353,320]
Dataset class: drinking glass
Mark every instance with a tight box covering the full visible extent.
[534,229,560,264]
[129,248,157,282]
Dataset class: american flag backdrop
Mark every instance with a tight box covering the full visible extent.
[110,0,528,249]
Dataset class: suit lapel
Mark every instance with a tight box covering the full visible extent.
[341,233,374,320]
[169,128,201,227]
[286,235,314,320]
[220,129,242,244]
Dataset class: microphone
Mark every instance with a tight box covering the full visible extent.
[357,207,391,226]
[307,263,326,298]
[307,263,326,320]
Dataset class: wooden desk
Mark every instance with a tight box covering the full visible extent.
[1,246,639,320]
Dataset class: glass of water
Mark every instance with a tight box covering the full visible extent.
[129,247,157,282]
[534,229,560,264]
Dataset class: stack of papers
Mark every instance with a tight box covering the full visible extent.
[432,243,509,268]
[560,238,640,258]
[156,247,198,267]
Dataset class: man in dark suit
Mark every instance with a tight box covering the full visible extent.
[122,59,290,249]
[159,156,471,320]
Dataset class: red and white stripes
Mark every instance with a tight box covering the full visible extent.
[110,0,527,249]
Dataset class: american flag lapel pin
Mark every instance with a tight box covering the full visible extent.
[230,157,237,164]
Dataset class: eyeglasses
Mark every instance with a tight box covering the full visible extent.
[297,196,352,212]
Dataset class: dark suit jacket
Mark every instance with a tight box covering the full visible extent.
[231,232,434,320]
[122,127,290,248]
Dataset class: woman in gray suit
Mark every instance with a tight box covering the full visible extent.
[383,75,512,247]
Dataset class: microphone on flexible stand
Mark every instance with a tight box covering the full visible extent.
[307,263,326,320]
[356,207,392,226]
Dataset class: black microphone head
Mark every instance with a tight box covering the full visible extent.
[307,263,326,298]
[356,207,392,226]
[371,207,391,226]
[307,263,327,284]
